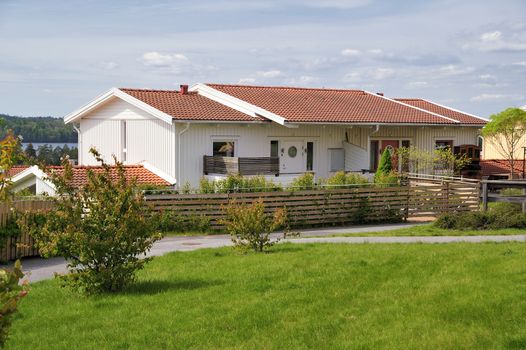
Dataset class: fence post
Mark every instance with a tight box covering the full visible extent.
[445,181,450,214]
[481,181,488,211]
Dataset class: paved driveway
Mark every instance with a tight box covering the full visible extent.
[9,222,526,282]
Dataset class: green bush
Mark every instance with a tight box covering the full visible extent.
[288,173,316,191]
[435,209,526,231]
[325,171,369,187]
[0,260,28,347]
[374,170,399,187]
[20,149,161,294]
[220,199,287,252]
[374,148,393,182]
[199,175,282,193]
[152,210,211,233]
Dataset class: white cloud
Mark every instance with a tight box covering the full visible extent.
[370,67,395,80]
[368,49,383,55]
[255,69,283,78]
[238,77,256,84]
[98,61,118,70]
[286,75,319,85]
[437,64,475,76]
[463,30,526,52]
[479,74,495,80]
[470,93,524,102]
[513,61,526,67]
[138,52,191,72]
[341,48,361,57]
[407,81,428,88]
[298,0,372,9]
[343,72,362,83]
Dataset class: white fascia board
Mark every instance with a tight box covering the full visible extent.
[363,91,461,124]
[190,83,287,126]
[140,162,177,185]
[64,88,173,125]
[11,166,56,190]
[421,98,488,122]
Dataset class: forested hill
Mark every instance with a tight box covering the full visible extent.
[0,114,76,143]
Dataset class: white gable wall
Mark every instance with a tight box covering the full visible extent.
[78,98,174,176]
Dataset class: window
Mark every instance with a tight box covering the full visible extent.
[121,121,127,162]
[435,140,453,150]
[329,148,345,172]
[306,142,314,171]
[213,141,235,157]
[270,140,279,157]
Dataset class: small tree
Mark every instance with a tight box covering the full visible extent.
[21,149,161,294]
[482,108,526,178]
[374,148,393,182]
[221,199,287,252]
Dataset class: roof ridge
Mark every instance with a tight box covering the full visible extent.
[206,83,365,93]
[120,87,198,94]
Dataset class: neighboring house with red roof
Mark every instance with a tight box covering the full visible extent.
[10,163,175,196]
[63,84,487,187]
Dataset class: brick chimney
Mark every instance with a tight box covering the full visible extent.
[180,84,189,95]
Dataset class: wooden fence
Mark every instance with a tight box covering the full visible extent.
[0,200,54,262]
[145,181,480,229]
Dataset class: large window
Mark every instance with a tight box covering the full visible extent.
[435,140,453,150]
[213,141,235,157]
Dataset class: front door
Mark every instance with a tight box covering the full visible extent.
[380,140,400,170]
[281,141,304,174]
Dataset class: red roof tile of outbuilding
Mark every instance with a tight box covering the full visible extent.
[205,84,458,124]
[395,99,486,125]
[120,88,265,122]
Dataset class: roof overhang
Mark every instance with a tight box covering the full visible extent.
[11,165,55,190]
[64,88,174,125]
[140,161,177,185]
[189,83,290,127]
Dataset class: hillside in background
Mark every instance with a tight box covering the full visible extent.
[0,114,76,143]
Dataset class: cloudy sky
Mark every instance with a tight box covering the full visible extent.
[1,0,525,118]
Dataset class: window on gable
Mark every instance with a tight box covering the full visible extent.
[213,141,235,157]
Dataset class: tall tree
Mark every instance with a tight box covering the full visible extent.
[482,108,526,178]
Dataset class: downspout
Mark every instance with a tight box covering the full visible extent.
[72,124,81,165]
[177,122,190,188]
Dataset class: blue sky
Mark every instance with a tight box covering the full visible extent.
[1,0,525,118]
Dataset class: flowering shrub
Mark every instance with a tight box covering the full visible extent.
[0,260,28,347]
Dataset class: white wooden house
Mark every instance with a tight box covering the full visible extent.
[63,83,487,188]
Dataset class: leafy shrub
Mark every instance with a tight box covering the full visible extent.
[374,148,393,182]
[325,171,369,187]
[288,173,316,191]
[20,149,161,294]
[221,199,287,252]
[199,175,282,193]
[0,260,28,347]
[374,170,399,186]
[152,210,211,233]
[488,201,521,216]
[435,209,526,230]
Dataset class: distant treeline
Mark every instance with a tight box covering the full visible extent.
[0,114,76,143]
[25,143,78,166]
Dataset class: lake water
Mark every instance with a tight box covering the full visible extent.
[22,142,78,149]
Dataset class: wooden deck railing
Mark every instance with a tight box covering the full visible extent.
[203,156,279,176]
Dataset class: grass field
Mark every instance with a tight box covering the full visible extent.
[8,242,526,349]
[326,224,526,237]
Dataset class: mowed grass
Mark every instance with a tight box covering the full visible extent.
[8,242,526,349]
[329,224,526,237]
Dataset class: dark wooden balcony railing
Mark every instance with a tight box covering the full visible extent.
[203,156,279,176]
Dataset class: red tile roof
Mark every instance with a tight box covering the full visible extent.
[205,84,459,124]
[120,88,265,122]
[11,165,172,187]
[6,166,30,177]
[395,99,486,125]
[480,159,525,176]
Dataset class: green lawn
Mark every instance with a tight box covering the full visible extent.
[8,242,526,349]
[323,224,526,237]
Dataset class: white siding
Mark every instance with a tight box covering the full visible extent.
[177,123,347,187]
[344,141,368,171]
[78,98,174,175]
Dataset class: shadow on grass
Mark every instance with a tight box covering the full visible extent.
[124,278,224,295]
[506,338,526,349]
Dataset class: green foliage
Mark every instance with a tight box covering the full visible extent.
[221,199,287,252]
[481,108,526,177]
[397,146,471,176]
[29,144,78,165]
[325,171,369,187]
[375,148,393,181]
[435,207,526,231]
[151,210,211,233]
[0,132,24,201]
[0,260,28,347]
[288,173,316,190]
[199,175,282,193]
[0,114,76,143]
[19,149,161,294]
[374,170,399,186]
